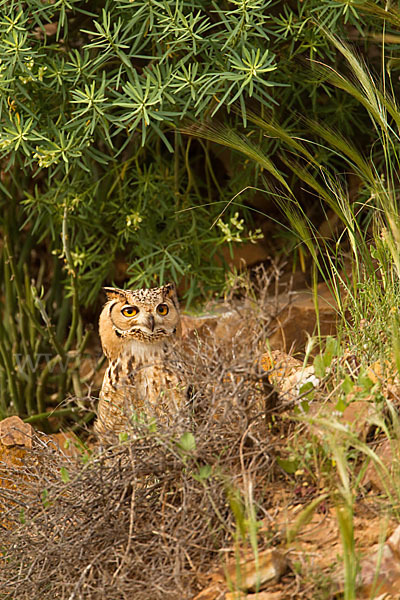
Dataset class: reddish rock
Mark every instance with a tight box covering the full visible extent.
[341,401,376,441]
[182,282,337,356]
[268,283,337,352]
[180,314,219,339]
[261,350,319,401]
[0,417,35,528]
[362,439,396,493]
[350,524,400,597]
[220,240,269,270]
[192,550,288,600]
[47,431,83,459]
[224,549,288,592]
[226,592,284,600]
[191,582,224,600]
[0,416,33,448]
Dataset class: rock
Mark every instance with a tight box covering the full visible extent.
[182,282,337,357]
[181,313,220,340]
[305,400,377,447]
[181,309,246,346]
[33,21,58,38]
[192,549,287,600]
[225,549,288,593]
[268,283,337,352]
[0,417,81,461]
[0,416,33,485]
[354,524,400,597]
[0,417,35,529]
[220,240,270,270]
[261,350,319,402]
[181,308,255,362]
[0,417,82,531]
[226,592,283,600]
[261,351,302,380]
[0,416,33,449]
[362,439,396,493]
[341,401,376,441]
[213,311,243,344]
[47,431,83,459]
[191,582,224,600]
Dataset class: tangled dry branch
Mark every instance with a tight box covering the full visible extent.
[0,265,289,600]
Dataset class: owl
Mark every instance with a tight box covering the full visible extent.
[94,283,189,435]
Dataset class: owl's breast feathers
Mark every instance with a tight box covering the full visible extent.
[95,350,188,434]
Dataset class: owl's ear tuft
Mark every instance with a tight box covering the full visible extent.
[162,282,179,307]
[162,282,176,296]
[103,287,127,301]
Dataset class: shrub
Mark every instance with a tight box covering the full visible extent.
[0,0,396,418]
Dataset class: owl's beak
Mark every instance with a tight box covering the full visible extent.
[147,315,155,332]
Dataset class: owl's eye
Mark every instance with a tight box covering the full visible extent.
[156,303,169,316]
[121,306,139,317]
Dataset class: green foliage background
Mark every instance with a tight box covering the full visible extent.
[0,0,397,419]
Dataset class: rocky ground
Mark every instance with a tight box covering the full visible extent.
[1,269,400,599]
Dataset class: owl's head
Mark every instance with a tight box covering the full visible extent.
[99,283,181,360]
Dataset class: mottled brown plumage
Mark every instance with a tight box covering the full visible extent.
[94,284,188,435]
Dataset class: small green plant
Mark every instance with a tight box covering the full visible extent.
[224,482,264,596]
[0,209,95,425]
